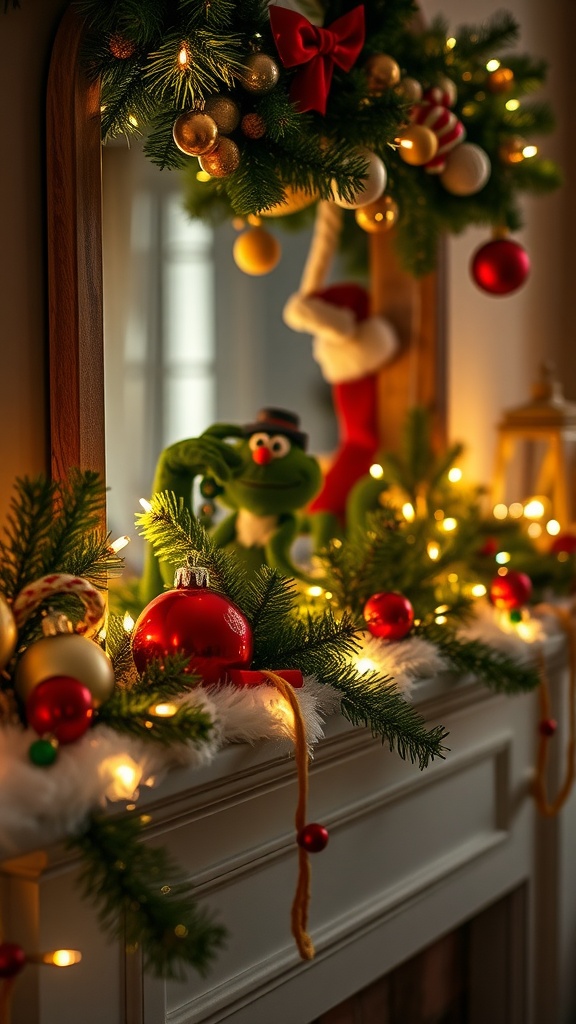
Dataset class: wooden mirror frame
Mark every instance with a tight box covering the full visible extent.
[46,5,446,483]
[47,5,104,481]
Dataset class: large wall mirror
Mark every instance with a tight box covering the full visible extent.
[47,4,445,571]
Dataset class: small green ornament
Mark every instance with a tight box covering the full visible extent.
[29,737,58,766]
[509,609,523,623]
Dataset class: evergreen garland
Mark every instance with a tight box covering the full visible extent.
[62,0,560,276]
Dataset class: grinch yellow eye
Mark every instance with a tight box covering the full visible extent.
[269,435,291,458]
[248,432,270,451]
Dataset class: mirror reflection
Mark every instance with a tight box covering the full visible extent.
[102,143,340,573]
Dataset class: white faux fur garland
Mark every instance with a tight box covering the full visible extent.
[0,676,340,861]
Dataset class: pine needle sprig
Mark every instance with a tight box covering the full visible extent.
[0,476,55,598]
[419,623,540,694]
[97,667,213,746]
[69,813,226,979]
[136,490,249,608]
[240,567,299,651]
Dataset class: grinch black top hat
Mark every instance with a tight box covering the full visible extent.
[242,408,308,450]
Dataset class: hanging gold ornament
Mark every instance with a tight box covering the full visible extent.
[396,124,438,166]
[240,53,280,94]
[365,54,401,95]
[173,111,219,156]
[355,195,399,233]
[233,227,281,275]
[0,594,17,671]
[488,66,514,93]
[260,184,318,218]
[395,76,422,103]
[498,135,529,165]
[241,113,266,139]
[198,137,241,177]
[203,95,241,135]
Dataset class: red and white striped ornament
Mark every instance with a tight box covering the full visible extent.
[410,85,465,174]
[12,573,106,634]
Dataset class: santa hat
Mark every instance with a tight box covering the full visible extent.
[283,282,398,385]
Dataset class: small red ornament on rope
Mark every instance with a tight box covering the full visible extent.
[363,591,415,641]
[489,570,532,611]
[471,237,530,295]
[269,4,365,114]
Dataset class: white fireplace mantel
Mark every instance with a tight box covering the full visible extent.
[2,652,575,1024]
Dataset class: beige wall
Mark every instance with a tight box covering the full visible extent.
[0,0,572,522]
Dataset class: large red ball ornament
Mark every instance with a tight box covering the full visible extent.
[0,942,26,979]
[489,571,533,610]
[132,584,253,685]
[363,592,415,641]
[471,238,530,295]
[26,676,94,744]
[550,533,576,555]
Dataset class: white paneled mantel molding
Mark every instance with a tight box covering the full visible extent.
[2,650,576,1024]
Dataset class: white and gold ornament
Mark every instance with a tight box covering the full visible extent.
[440,142,491,196]
[330,148,387,210]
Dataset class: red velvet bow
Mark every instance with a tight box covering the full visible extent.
[269,4,365,115]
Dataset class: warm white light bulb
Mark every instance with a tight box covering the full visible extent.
[369,463,384,479]
[448,467,462,483]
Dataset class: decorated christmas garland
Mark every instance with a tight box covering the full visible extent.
[67,0,560,283]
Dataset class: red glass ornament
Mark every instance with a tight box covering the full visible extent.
[26,676,94,744]
[550,533,576,555]
[132,583,253,685]
[297,822,329,852]
[539,718,558,737]
[489,570,532,610]
[478,537,498,557]
[0,942,26,979]
[471,238,530,295]
[363,591,414,641]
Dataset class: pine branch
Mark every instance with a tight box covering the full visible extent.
[69,813,226,979]
[420,624,540,694]
[0,476,55,598]
[97,682,213,746]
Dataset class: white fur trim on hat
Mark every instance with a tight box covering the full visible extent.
[283,292,399,383]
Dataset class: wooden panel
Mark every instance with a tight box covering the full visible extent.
[370,230,447,454]
[46,5,104,481]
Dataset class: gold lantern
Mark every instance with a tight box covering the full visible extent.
[492,364,576,529]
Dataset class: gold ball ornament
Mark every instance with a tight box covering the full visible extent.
[488,66,514,93]
[440,142,491,195]
[0,594,17,671]
[331,149,387,210]
[355,195,399,233]
[396,124,438,166]
[198,137,241,178]
[498,135,528,165]
[15,634,115,707]
[240,53,280,95]
[241,113,266,139]
[395,77,423,104]
[203,95,241,135]
[260,184,318,218]
[365,54,401,94]
[173,111,219,156]
[233,227,281,275]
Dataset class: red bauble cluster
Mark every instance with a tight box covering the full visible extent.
[297,823,329,853]
[471,238,530,295]
[26,676,94,744]
[132,583,253,685]
[489,570,533,610]
[363,591,414,641]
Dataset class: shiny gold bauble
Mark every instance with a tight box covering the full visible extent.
[488,66,514,93]
[260,184,318,218]
[355,195,399,233]
[173,111,219,156]
[0,594,17,671]
[498,135,528,165]
[15,633,115,707]
[233,227,281,275]
[241,113,266,139]
[203,95,241,135]
[395,76,422,103]
[240,53,280,94]
[396,124,438,166]
[198,137,241,177]
[365,53,401,94]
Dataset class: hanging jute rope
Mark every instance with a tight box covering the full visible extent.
[532,603,576,817]
[261,670,316,960]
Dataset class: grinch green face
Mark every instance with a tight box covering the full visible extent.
[223,432,322,516]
